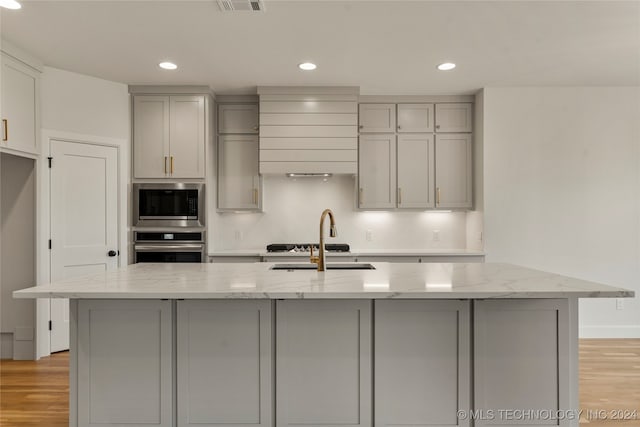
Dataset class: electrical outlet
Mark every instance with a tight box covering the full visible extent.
[366,229,373,242]
[433,230,440,242]
[616,298,624,310]
[234,230,243,241]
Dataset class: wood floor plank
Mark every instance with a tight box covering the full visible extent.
[1,340,639,426]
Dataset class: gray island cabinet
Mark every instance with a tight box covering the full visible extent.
[14,262,633,427]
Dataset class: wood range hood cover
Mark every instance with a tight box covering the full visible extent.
[258,86,359,175]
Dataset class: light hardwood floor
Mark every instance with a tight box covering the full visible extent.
[0,340,639,426]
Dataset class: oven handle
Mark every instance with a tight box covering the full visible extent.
[134,244,204,252]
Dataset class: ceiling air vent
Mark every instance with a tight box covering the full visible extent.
[217,0,265,12]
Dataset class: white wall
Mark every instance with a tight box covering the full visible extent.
[37,66,130,357]
[483,87,640,338]
[211,175,468,251]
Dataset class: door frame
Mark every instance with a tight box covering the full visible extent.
[37,129,126,359]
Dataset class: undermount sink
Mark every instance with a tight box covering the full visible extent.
[271,263,376,271]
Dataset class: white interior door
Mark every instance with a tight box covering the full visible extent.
[50,140,118,353]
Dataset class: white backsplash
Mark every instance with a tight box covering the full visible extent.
[211,175,470,251]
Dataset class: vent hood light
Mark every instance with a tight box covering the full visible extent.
[298,62,317,71]
[286,173,332,178]
[159,62,178,70]
[0,0,21,9]
[437,62,456,71]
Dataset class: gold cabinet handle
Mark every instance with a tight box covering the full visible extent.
[359,188,364,204]
[253,188,258,205]
[164,156,168,174]
[2,119,7,142]
[398,187,402,204]
[436,187,441,205]
[170,156,174,174]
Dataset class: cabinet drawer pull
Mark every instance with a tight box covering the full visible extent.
[359,188,364,204]
[164,156,168,174]
[2,119,7,142]
[170,156,174,174]
[398,187,402,204]
[436,187,441,205]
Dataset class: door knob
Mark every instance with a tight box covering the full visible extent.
[108,250,117,257]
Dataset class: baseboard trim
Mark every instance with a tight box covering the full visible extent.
[580,325,640,338]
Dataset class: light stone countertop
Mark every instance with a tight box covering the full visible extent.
[209,249,485,257]
[13,262,633,300]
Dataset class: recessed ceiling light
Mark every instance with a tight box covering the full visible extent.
[298,62,317,71]
[159,62,178,70]
[0,0,22,9]
[437,62,456,71]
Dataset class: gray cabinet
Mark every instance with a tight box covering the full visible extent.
[435,134,472,209]
[276,300,372,427]
[359,103,396,133]
[133,94,206,179]
[76,300,173,427]
[397,103,434,133]
[375,300,471,427]
[474,299,571,427]
[0,52,40,156]
[358,134,396,209]
[397,134,435,208]
[435,103,473,133]
[177,300,272,427]
[217,103,261,211]
[218,104,259,134]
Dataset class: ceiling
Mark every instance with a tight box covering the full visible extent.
[2,1,639,95]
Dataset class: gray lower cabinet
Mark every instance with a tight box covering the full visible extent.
[276,300,372,427]
[375,300,471,427]
[76,300,173,427]
[177,300,272,427]
[474,299,571,427]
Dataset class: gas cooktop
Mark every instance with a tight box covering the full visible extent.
[266,243,350,253]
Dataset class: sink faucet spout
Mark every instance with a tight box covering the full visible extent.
[310,209,337,271]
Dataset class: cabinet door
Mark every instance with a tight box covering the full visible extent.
[133,95,170,178]
[1,53,39,155]
[177,300,272,427]
[375,300,471,427]
[218,104,259,134]
[397,103,434,133]
[358,134,396,209]
[474,300,571,427]
[77,300,173,427]
[435,134,472,209]
[276,300,371,427]
[170,95,206,178]
[397,134,435,208]
[435,103,472,133]
[358,103,396,133]
[218,135,261,210]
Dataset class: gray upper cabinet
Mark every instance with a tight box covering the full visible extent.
[358,134,396,209]
[0,52,40,156]
[435,103,473,133]
[276,300,372,427]
[435,134,473,209]
[217,103,261,211]
[397,103,434,133]
[397,134,435,209]
[218,104,259,134]
[359,103,396,133]
[133,94,206,179]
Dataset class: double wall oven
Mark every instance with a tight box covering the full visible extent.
[133,183,206,263]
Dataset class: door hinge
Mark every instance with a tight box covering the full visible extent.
[48,240,52,250]
[48,157,52,168]
[48,320,52,331]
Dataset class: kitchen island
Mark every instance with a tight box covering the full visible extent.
[14,262,634,427]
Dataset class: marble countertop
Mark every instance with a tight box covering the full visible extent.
[209,249,486,257]
[13,262,633,300]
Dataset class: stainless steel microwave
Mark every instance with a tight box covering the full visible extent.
[133,183,205,227]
